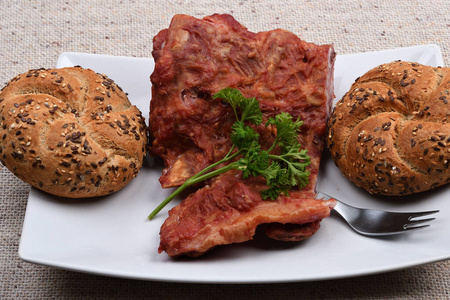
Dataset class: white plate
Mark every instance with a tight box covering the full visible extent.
[19,45,450,283]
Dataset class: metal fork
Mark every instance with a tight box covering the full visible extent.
[317,192,439,236]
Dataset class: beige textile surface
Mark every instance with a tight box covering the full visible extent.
[1,0,449,299]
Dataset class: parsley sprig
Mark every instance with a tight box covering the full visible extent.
[148,88,311,219]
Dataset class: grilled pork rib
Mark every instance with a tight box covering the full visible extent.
[150,14,336,257]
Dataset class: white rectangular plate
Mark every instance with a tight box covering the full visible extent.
[19,45,450,283]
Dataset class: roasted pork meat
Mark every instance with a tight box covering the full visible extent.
[150,14,336,257]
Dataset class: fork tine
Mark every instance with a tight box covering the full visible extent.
[404,218,436,228]
[408,210,439,219]
[402,224,431,232]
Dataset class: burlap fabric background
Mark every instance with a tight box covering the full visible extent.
[1,1,449,299]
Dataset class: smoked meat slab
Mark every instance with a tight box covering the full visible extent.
[150,14,336,257]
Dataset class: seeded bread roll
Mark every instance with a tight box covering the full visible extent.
[327,61,450,196]
[0,67,148,198]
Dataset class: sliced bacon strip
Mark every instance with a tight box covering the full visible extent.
[159,173,336,257]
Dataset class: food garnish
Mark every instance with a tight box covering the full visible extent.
[148,88,311,219]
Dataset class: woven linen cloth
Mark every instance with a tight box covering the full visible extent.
[1,1,449,299]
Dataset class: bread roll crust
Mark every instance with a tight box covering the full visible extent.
[0,67,147,198]
[327,61,450,196]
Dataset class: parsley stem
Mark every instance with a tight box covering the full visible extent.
[266,137,280,154]
[147,150,242,220]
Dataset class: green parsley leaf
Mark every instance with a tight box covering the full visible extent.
[230,121,260,150]
[266,112,304,151]
[238,96,263,125]
[213,87,262,125]
[213,87,244,121]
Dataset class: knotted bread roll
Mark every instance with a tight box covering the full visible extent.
[0,67,147,198]
[327,61,450,196]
